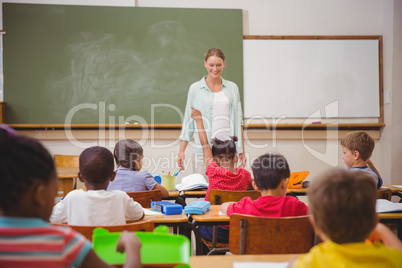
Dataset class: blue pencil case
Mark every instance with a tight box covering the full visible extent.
[183,201,211,215]
[151,201,183,215]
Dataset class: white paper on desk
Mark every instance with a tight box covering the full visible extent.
[376,199,402,213]
[143,208,162,215]
[392,185,402,189]
[233,262,289,268]
[219,211,226,215]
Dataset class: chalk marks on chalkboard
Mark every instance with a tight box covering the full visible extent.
[46,20,209,123]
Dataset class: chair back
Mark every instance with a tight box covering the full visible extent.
[229,214,314,254]
[377,188,392,201]
[127,190,162,207]
[51,220,155,241]
[209,189,261,205]
[54,155,80,197]
[54,154,79,167]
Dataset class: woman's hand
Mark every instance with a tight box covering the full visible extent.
[177,151,185,170]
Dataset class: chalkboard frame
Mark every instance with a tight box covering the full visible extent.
[3,3,244,128]
[243,35,384,130]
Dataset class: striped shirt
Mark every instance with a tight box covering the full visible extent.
[0,217,91,267]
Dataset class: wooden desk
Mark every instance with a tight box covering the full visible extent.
[163,191,186,206]
[56,166,78,197]
[287,185,402,198]
[182,190,207,198]
[190,205,229,255]
[143,211,188,224]
[378,211,402,240]
[133,210,199,252]
[179,190,207,207]
[191,205,229,224]
[286,188,308,196]
[190,254,300,268]
[383,185,402,202]
[192,205,402,250]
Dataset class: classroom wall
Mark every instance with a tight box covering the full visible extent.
[1,0,401,187]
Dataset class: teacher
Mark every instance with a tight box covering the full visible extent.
[177,48,245,176]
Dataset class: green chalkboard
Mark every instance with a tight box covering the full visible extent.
[3,3,243,125]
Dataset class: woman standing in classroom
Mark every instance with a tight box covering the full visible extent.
[177,48,245,178]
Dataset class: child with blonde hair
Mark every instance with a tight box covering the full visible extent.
[340,131,382,188]
[291,168,402,267]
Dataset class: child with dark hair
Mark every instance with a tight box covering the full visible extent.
[107,139,169,197]
[51,146,144,225]
[191,107,252,250]
[0,125,142,268]
[340,131,383,188]
[220,153,307,217]
[291,168,402,267]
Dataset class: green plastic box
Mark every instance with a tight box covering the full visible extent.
[93,225,190,265]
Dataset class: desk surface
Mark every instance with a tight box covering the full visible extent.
[190,254,300,268]
[168,191,180,198]
[142,211,188,224]
[384,185,402,193]
[192,205,402,222]
[191,205,229,223]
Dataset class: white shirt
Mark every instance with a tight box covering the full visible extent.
[211,91,231,140]
[50,189,144,225]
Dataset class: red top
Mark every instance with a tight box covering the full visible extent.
[205,161,252,201]
[227,195,308,217]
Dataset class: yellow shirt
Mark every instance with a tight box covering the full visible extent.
[294,240,402,268]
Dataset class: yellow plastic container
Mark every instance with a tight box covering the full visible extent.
[162,174,176,190]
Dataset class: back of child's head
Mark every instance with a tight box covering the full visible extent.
[308,168,377,244]
[340,131,375,161]
[79,146,114,184]
[251,153,290,190]
[113,139,143,170]
[0,125,55,213]
[211,136,237,161]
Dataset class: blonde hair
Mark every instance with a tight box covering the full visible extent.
[340,131,375,161]
[204,48,225,62]
[308,168,377,243]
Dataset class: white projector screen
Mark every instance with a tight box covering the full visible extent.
[243,38,380,120]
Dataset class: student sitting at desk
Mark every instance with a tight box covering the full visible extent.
[107,139,169,198]
[291,168,402,268]
[0,125,142,268]
[191,107,252,249]
[340,131,383,189]
[220,153,307,217]
[51,146,144,225]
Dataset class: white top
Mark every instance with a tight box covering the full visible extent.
[50,189,144,225]
[211,91,231,140]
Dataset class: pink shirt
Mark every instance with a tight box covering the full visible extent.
[227,195,308,217]
[205,161,252,201]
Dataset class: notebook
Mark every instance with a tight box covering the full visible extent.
[376,199,402,213]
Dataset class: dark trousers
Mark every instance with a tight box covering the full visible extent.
[198,225,229,255]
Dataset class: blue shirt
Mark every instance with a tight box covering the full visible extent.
[107,166,157,192]
[179,76,244,154]
[350,166,383,189]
